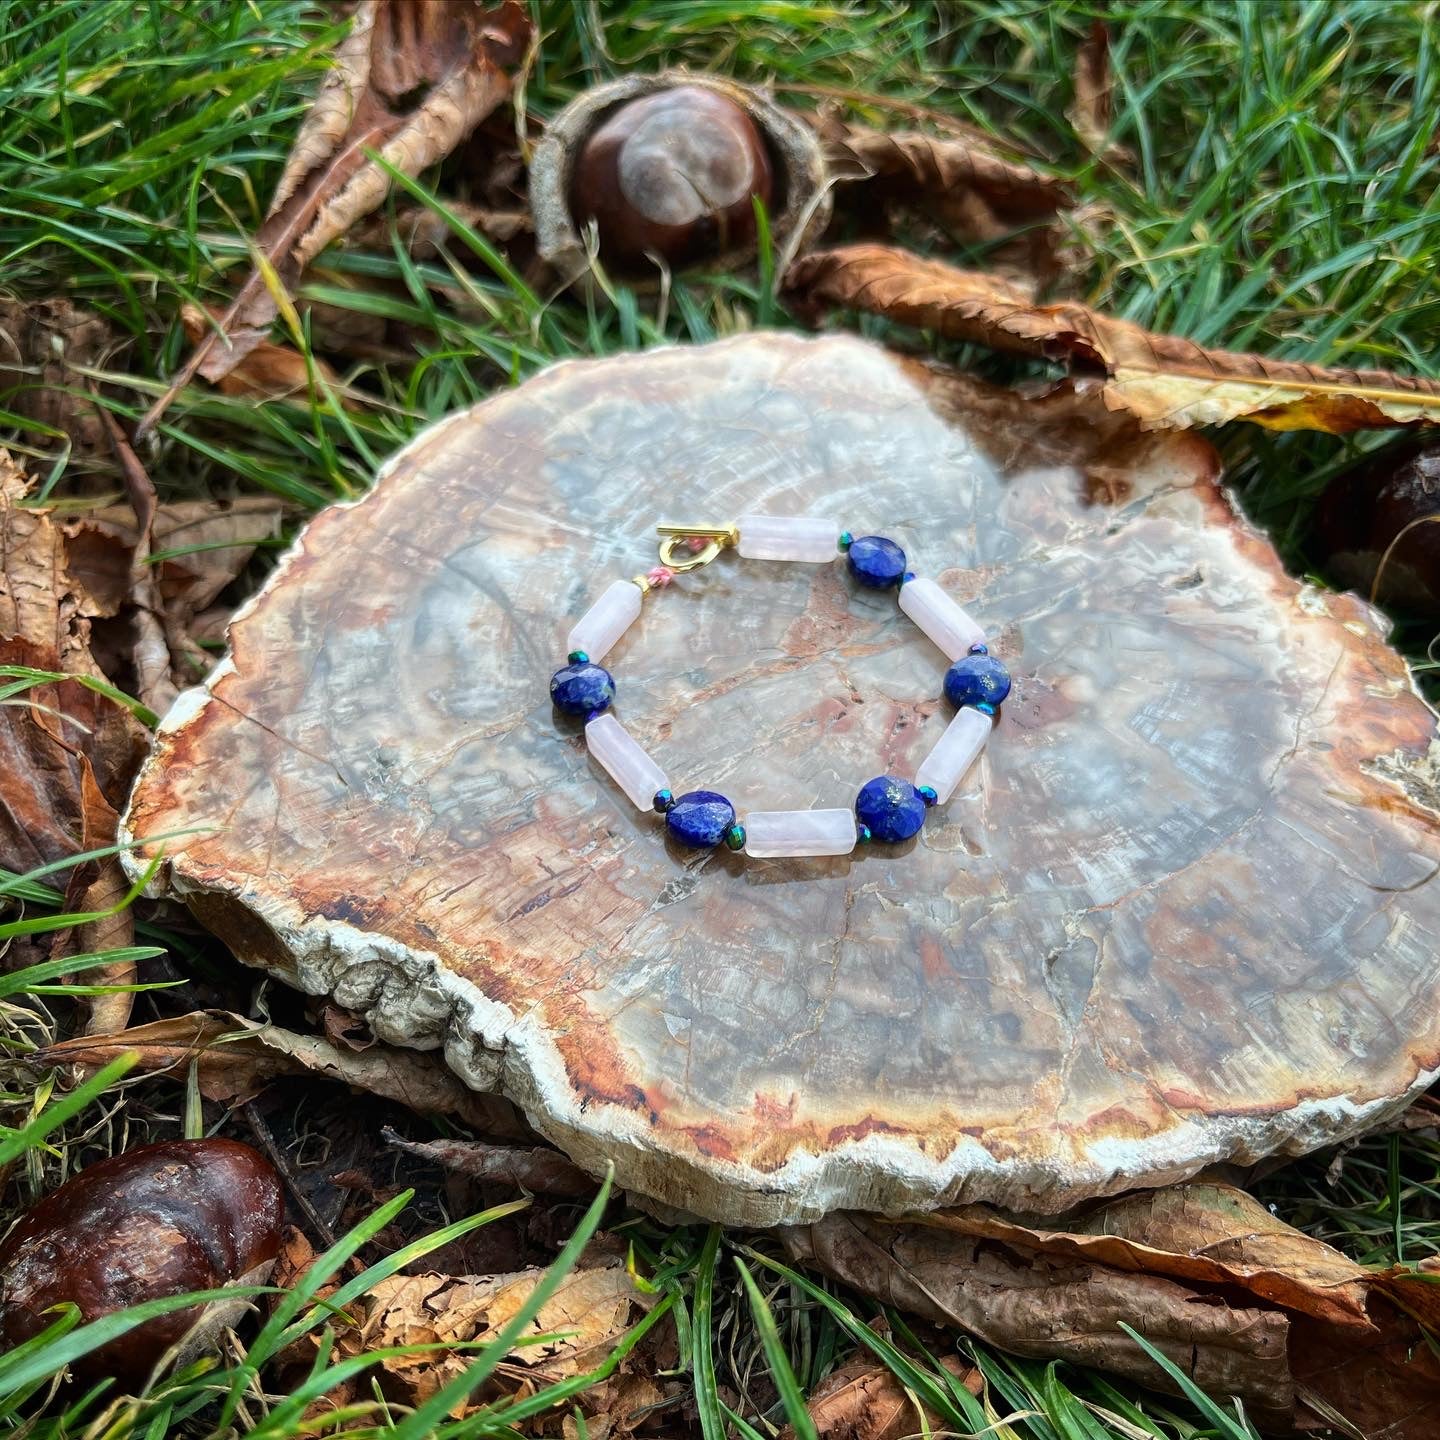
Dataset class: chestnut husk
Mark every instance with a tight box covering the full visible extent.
[0,1139,284,1382]
[531,70,830,283]
[567,85,773,272]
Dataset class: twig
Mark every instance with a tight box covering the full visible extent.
[242,1100,340,1254]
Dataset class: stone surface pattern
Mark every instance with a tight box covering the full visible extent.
[122,334,1440,1226]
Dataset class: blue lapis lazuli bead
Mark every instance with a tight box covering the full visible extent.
[846,534,907,589]
[855,775,927,843]
[665,790,736,848]
[550,660,615,717]
[944,653,1011,710]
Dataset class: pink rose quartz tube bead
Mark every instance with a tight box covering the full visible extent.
[915,706,991,804]
[585,713,667,810]
[736,515,840,563]
[743,808,857,858]
[899,576,986,660]
[567,579,643,661]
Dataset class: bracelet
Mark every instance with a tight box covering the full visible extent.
[549,517,1011,858]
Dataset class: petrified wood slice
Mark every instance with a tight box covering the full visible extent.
[122,334,1440,1226]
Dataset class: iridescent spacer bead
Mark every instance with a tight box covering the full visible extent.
[917,784,939,807]
[568,649,589,664]
[974,702,997,716]
[902,570,916,585]
[653,788,676,813]
[724,823,747,851]
[969,642,988,655]
[856,823,872,843]
[837,531,853,552]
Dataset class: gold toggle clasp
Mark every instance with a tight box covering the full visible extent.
[656,523,738,572]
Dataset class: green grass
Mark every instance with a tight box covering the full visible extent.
[3,1,1439,1437]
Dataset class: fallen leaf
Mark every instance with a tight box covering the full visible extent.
[784,243,1440,431]
[63,493,285,683]
[287,0,530,272]
[798,1353,981,1440]
[783,1183,1440,1437]
[815,115,1070,291]
[0,453,150,875]
[52,760,134,1034]
[818,116,1069,226]
[1068,20,1129,164]
[351,200,532,260]
[382,1127,597,1196]
[782,1207,1296,1426]
[0,449,152,1029]
[91,406,176,717]
[178,304,351,405]
[1291,1292,1440,1438]
[319,1000,378,1052]
[918,1183,1371,1329]
[137,0,532,437]
[37,1009,518,1128]
[0,299,120,458]
[351,1260,650,1414]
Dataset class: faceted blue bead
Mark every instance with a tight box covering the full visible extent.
[846,534,906,589]
[854,775,927,843]
[665,790,736,849]
[550,660,615,716]
[944,653,1011,710]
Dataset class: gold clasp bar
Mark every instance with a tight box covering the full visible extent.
[656,522,738,572]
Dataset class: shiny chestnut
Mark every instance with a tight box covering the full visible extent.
[568,85,774,272]
[1313,437,1440,617]
[0,1139,284,1381]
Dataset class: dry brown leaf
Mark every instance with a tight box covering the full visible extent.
[90,406,176,717]
[0,450,152,1029]
[0,453,149,875]
[784,243,1440,432]
[136,0,531,437]
[782,1209,1296,1425]
[178,304,350,404]
[919,1183,1371,1330]
[52,760,134,1034]
[0,299,121,458]
[1291,1293,1440,1438]
[816,115,1070,291]
[353,1261,650,1413]
[64,494,285,677]
[351,200,532,260]
[382,1127,597,1196]
[37,1009,514,1127]
[1068,20,1130,164]
[818,117,1070,225]
[799,1353,981,1440]
[784,1184,1440,1437]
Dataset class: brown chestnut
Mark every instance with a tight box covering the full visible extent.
[568,85,774,272]
[0,1139,283,1381]
[1312,437,1440,618]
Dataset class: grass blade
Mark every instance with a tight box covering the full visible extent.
[735,1256,817,1440]
[0,1053,135,1166]
[691,1224,726,1440]
[387,1167,614,1438]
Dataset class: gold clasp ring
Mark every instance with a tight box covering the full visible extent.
[656,523,738,572]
